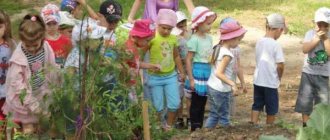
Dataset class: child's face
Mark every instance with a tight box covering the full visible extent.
[106,21,119,31]
[176,20,187,34]
[59,27,73,38]
[134,36,154,48]
[157,24,173,37]
[198,15,215,33]
[72,5,83,19]
[23,39,43,55]
[0,23,5,39]
[46,21,59,34]
[98,14,119,31]
[227,34,244,48]
[316,21,329,32]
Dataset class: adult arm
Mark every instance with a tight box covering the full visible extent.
[128,0,143,23]
[183,0,195,14]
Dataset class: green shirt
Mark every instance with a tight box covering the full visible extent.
[149,33,178,76]
[187,34,213,63]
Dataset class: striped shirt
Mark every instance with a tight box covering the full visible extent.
[22,47,45,91]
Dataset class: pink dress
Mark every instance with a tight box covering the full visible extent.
[2,41,60,123]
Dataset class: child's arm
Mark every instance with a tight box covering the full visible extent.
[302,37,321,54]
[174,47,185,81]
[323,35,330,55]
[277,62,284,81]
[186,51,194,89]
[215,55,238,95]
[140,62,160,70]
[183,0,195,14]
[77,0,99,20]
[128,0,143,23]
[237,58,247,93]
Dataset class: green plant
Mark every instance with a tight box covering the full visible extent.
[297,103,330,140]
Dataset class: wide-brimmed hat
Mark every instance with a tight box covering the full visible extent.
[191,6,216,30]
[220,18,247,41]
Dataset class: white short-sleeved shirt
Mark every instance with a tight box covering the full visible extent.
[302,30,330,76]
[208,46,235,92]
[253,37,285,88]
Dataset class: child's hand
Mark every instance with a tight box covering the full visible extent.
[316,26,328,40]
[151,64,161,71]
[178,73,185,82]
[189,80,195,91]
[241,83,248,94]
[232,85,239,96]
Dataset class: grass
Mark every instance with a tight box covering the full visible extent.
[1,0,330,36]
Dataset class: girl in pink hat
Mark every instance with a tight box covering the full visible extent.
[184,6,216,131]
[145,9,185,131]
[125,19,161,102]
[206,18,246,128]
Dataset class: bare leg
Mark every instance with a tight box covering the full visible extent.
[250,110,260,124]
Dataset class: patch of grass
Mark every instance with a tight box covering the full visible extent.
[0,0,30,15]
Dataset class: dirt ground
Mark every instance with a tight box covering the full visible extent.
[171,27,304,140]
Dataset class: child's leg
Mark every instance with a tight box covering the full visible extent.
[294,73,316,124]
[185,94,191,124]
[190,92,207,131]
[218,92,231,126]
[251,85,266,124]
[264,87,279,124]
[205,87,220,128]
[164,74,180,126]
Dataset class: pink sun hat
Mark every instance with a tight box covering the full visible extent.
[220,19,247,41]
[191,6,217,30]
[130,19,156,38]
[156,9,177,27]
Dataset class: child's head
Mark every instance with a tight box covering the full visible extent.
[19,15,46,54]
[156,9,177,37]
[129,19,156,48]
[171,11,188,36]
[41,4,61,35]
[314,7,330,32]
[219,18,246,48]
[58,11,76,38]
[61,0,82,19]
[265,13,287,40]
[99,0,123,31]
[191,6,217,33]
[0,10,11,40]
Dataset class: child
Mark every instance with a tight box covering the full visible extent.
[2,14,59,134]
[172,11,191,129]
[217,17,248,117]
[58,11,76,38]
[184,6,216,131]
[0,9,16,135]
[206,19,246,128]
[146,9,185,131]
[295,7,330,127]
[251,13,286,125]
[125,19,161,102]
[41,4,72,67]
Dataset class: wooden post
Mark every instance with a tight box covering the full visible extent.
[140,70,150,140]
[142,101,150,140]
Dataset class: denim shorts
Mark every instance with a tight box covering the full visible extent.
[252,84,279,115]
[147,72,180,112]
[295,72,330,115]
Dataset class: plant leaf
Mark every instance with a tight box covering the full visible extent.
[307,103,330,134]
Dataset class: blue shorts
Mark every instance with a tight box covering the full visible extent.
[147,72,180,112]
[252,85,279,115]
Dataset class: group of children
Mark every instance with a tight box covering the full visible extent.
[0,0,329,136]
